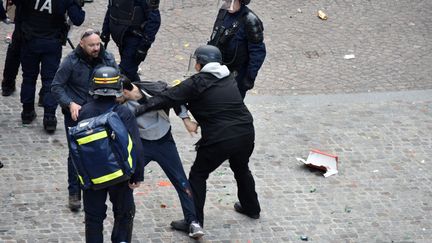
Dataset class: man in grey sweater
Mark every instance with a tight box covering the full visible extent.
[119,78,205,239]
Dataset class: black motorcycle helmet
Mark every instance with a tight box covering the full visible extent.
[90,66,122,97]
[193,45,222,65]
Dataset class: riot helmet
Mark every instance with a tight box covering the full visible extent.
[193,45,222,66]
[90,66,123,97]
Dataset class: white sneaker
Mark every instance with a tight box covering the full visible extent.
[188,221,205,239]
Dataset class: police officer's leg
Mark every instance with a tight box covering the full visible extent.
[154,132,198,225]
[1,25,21,96]
[228,133,260,215]
[63,109,81,210]
[83,188,108,243]
[40,39,61,133]
[20,39,41,124]
[189,143,230,226]
[119,34,142,82]
[110,181,135,242]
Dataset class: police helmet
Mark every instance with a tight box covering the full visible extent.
[193,45,222,65]
[90,66,122,97]
[241,0,250,5]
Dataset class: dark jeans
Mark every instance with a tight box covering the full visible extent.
[20,38,61,115]
[189,133,260,226]
[141,131,198,224]
[119,34,144,82]
[63,109,81,196]
[2,24,21,91]
[0,1,6,20]
[83,180,135,243]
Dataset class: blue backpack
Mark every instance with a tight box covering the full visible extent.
[68,107,137,190]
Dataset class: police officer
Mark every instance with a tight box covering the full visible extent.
[1,0,21,97]
[18,0,85,132]
[208,0,266,98]
[101,0,161,82]
[78,66,145,243]
[136,45,261,229]
[52,29,118,212]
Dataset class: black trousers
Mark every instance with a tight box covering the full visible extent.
[189,133,260,226]
[1,24,21,91]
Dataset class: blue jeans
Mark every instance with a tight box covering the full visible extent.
[141,131,198,224]
[83,180,135,243]
[20,38,61,115]
[63,109,81,196]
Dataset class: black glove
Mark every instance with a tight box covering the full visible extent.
[135,44,150,63]
[100,32,110,45]
[135,103,149,117]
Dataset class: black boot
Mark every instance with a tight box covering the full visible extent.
[43,116,57,133]
[1,86,15,96]
[21,103,37,124]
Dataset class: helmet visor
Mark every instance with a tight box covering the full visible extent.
[219,0,235,11]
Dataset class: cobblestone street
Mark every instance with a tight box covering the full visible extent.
[1,0,432,242]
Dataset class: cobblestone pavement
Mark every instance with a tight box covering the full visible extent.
[1,0,432,242]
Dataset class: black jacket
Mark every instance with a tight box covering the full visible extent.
[136,71,254,147]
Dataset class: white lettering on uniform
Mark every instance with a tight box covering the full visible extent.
[34,0,52,14]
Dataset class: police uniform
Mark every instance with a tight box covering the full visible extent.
[102,0,161,82]
[79,98,145,242]
[208,1,266,98]
[19,0,85,131]
[1,2,21,97]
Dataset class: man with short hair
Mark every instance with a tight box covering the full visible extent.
[51,29,118,212]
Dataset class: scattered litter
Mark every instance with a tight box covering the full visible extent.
[184,43,190,48]
[175,55,184,60]
[344,206,352,213]
[158,181,172,187]
[317,10,328,20]
[300,235,308,241]
[137,67,142,75]
[372,170,379,173]
[297,8,302,13]
[297,149,338,177]
[171,79,182,86]
[344,54,355,60]
[147,169,153,174]
[420,160,425,164]
[309,188,316,193]
[160,204,167,208]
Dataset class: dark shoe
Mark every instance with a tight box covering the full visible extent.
[189,221,205,239]
[170,219,188,233]
[234,202,260,219]
[21,110,37,124]
[2,87,15,96]
[38,94,44,107]
[68,194,81,212]
[43,116,57,133]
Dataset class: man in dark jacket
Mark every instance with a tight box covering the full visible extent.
[101,0,161,82]
[77,66,145,243]
[208,0,266,98]
[19,0,85,132]
[136,45,261,229]
[51,29,118,212]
